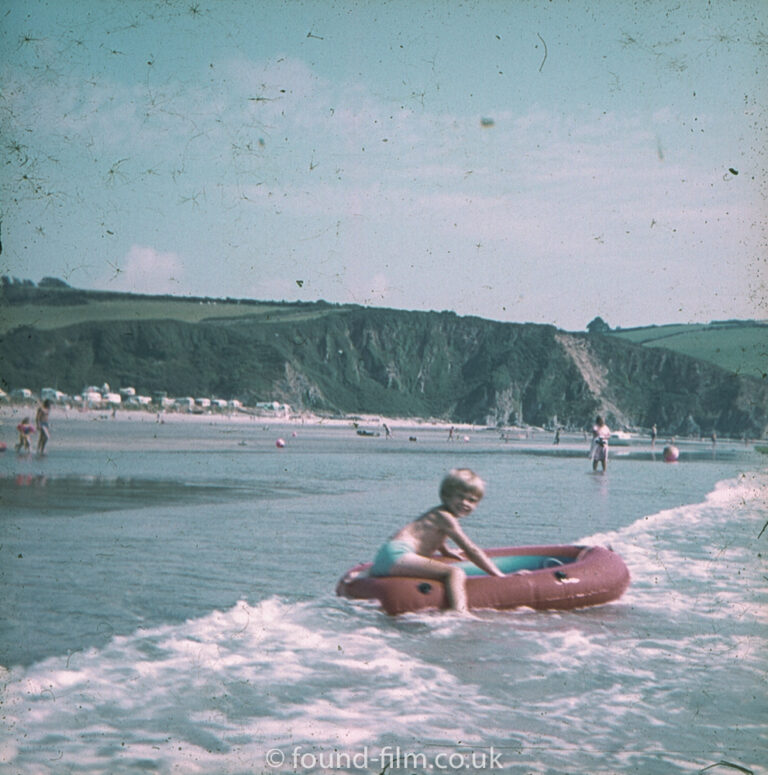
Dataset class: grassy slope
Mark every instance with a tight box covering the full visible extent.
[0,298,351,333]
[2,286,765,380]
[610,322,768,380]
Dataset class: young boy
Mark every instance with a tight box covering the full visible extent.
[369,468,504,612]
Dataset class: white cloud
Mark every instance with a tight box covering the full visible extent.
[108,245,186,294]
[2,10,762,330]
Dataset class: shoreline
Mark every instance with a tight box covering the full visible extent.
[0,403,481,432]
[0,405,759,458]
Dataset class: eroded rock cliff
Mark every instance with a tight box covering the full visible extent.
[1,303,766,436]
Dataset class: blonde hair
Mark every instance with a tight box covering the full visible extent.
[439,468,485,502]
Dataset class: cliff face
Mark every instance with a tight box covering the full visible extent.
[1,305,766,436]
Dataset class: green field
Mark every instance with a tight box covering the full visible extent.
[0,298,350,334]
[611,322,768,379]
[3,283,766,381]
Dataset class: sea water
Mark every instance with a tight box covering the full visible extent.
[0,416,766,775]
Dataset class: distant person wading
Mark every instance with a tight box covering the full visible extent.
[590,415,611,472]
[36,399,51,455]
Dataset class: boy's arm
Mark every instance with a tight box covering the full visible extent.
[438,540,464,561]
[438,512,504,577]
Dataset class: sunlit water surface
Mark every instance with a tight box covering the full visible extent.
[1,415,766,774]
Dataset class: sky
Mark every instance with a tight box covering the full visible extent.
[1,0,766,331]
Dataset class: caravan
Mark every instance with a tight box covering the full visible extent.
[41,388,69,404]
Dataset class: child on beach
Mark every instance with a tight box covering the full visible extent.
[369,468,504,612]
[15,417,34,453]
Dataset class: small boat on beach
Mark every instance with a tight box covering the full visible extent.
[336,544,630,615]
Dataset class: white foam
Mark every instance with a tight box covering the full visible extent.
[3,470,766,774]
[584,469,768,545]
[1,597,515,773]
[577,470,768,618]
[532,628,602,669]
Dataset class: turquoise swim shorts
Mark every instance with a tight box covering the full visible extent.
[370,540,416,576]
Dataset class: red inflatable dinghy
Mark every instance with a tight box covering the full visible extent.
[336,544,630,615]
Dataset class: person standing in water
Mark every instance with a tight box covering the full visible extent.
[35,399,51,455]
[590,415,611,472]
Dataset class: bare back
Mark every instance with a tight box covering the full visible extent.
[393,506,475,556]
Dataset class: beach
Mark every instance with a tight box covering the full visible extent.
[0,407,766,774]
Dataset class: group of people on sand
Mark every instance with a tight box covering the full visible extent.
[15,399,51,455]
